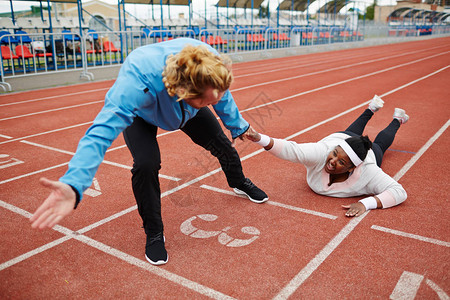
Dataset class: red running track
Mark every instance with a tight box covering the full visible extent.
[0,37,449,299]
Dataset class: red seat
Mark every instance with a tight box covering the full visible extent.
[215,35,227,45]
[15,45,34,59]
[1,45,18,60]
[280,33,290,41]
[103,41,119,52]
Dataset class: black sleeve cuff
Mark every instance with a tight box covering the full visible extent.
[69,185,81,209]
[235,125,250,139]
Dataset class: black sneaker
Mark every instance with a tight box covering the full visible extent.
[145,232,168,265]
[233,178,268,203]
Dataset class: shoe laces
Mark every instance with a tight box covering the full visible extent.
[240,178,255,190]
[148,232,164,245]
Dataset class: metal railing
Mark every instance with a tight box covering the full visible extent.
[2,24,449,92]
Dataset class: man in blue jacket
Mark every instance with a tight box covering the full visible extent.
[30,38,268,265]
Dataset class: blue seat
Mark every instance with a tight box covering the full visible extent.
[142,27,151,37]
[62,30,81,42]
[0,31,19,45]
[15,30,32,44]
[87,29,98,40]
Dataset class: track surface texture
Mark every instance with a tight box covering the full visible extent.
[1,37,449,299]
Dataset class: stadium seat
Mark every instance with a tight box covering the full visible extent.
[1,45,19,69]
[62,29,81,42]
[103,41,120,61]
[15,30,32,44]
[0,30,18,45]
[15,44,34,68]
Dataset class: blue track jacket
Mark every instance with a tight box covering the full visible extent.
[60,38,249,200]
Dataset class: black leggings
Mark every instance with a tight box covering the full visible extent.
[342,109,401,167]
[123,107,245,235]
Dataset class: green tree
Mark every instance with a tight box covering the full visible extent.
[258,4,269,18]
[365,0,376,20]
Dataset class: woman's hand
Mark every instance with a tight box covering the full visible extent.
[232,126,261,146]
[30,177,76,229]
[342,202,366,217]
[242,126,261,142]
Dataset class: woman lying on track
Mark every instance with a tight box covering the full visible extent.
[30,38,268,265]
[245,95,409,217]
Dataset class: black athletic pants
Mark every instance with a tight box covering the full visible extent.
[342,109,401,167]
[123,107,245,236]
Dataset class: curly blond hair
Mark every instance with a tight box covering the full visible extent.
[162,44,233,100]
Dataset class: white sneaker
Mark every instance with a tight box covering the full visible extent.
[393,108,409,124]
[368,95,384,112]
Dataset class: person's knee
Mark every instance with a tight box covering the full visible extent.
[132,159,161,175]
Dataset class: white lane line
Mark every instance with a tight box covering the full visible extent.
[0,121,93,145]
[0,100,104,122]
[233,44,444,83]
[21,140,75,155]
[393,118,450,181]
[200,184,337,220]
[0,134,13,139]
[1,48,446,148]
[371,225,450,248]
[0,162,69,185]
[3,43,439,107]
[390,271,424,299]
[0,88,109,107]
[75,235,236,300]
[239,51,450,114]
[19,140,181,182]
[1,47,446,125]
[426,279,450,300]
[0,199,234,299]
[273,117,449,299]
[0,199,72,271]
[0,235,72,271]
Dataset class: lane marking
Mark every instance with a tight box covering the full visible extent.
[426,279,450,300]
[393,118,450,181]
[74,234,236,300]
[3,42,442,107]
[0,100,104,122]
[0,162,69,185]
[371,225,450,248]
[0,121,93,145]
[0,199,234,299]
[239,52,450,114]
[0,88,109,107]
[200,184,337,220]
[1,49,447,149]
[1,48,447,125]
[273,120,450,299]
[16,140,181,182]
[390,271,424,299]
[233,44,445,83]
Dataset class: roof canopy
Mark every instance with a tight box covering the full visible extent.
[125,0,190,4]
[317,0,347,13]
[277,0,315,11]
[12,0,190,4]
[215,0,265,8]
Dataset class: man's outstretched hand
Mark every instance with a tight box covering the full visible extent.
[30,177,76,229]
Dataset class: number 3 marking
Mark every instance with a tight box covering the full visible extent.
[180,214,260,247]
